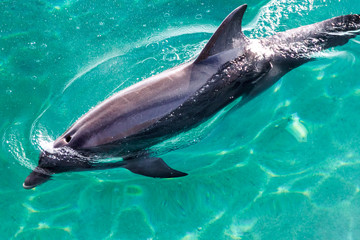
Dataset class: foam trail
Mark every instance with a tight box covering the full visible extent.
[245,0,316,38]
[63,51,124,92]
[63,24,216,94]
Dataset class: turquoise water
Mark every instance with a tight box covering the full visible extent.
[2,0,360,239]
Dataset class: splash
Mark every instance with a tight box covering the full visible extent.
[4,125,35,170]
[245,0,317,38]
[63,51,124,92]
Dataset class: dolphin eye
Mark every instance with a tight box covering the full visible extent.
[65,135,72,143]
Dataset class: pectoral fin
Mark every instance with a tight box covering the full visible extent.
[123,157,188,178]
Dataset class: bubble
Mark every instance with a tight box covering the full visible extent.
[146,42,159,50]
[29,42,36,49]
[163,52,180,61]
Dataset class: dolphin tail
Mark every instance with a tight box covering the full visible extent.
[269,14,360,59]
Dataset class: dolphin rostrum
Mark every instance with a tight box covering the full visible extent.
[23,4,360,189]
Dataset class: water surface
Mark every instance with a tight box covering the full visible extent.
[2,0,360,239]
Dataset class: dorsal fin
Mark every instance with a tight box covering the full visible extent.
[195,4,248,63]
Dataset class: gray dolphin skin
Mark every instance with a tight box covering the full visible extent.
[23,4,360,189]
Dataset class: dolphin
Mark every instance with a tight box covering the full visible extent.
[23,4,360,189]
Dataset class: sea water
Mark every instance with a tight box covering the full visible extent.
[1,0,360,239]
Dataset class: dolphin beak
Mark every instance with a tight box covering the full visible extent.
[23,167,52,189]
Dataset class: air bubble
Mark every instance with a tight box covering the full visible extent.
[195,14,202,19]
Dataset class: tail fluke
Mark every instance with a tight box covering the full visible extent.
[269,14,360,58]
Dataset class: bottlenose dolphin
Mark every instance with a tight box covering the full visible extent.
[23,4,360,189]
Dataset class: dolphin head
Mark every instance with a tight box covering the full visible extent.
[23,151,56,189]
[23,148,92,189]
